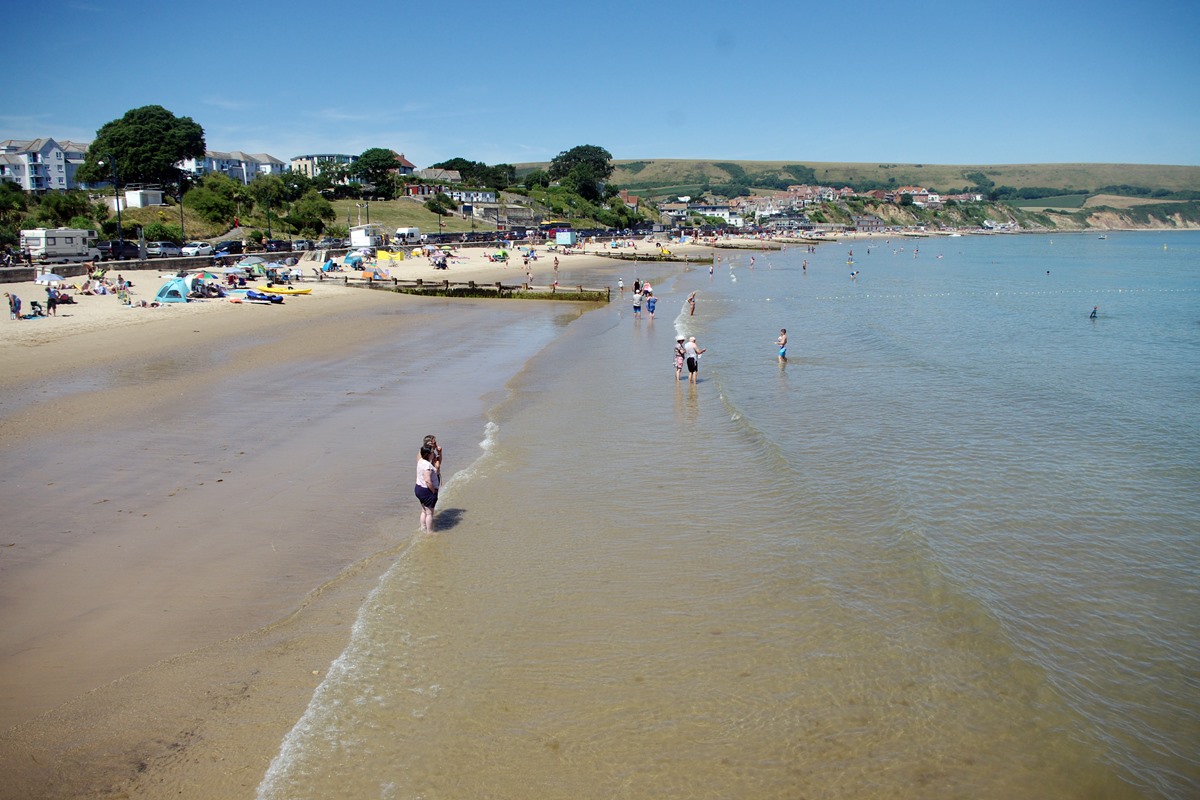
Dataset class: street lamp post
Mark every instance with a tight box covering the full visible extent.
[177,173,186,242]
[102,154,121,241]
[266,194,272,239]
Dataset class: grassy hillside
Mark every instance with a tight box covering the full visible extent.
[515,159,1200,198]
[328,198,497,234]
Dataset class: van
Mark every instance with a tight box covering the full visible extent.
[394,227,421,244]
[21,228,103,263]
[214,240,244,255]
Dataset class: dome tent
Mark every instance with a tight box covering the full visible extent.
[155,277,190,303]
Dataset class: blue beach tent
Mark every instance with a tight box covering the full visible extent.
[155,277,190,303]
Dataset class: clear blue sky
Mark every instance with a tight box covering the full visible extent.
[4,0,1198,168]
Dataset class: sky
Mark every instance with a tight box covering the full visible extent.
[3,0,1198,169]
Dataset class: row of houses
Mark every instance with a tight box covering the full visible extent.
[0,137,436,193]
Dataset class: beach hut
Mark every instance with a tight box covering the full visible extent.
[155,277,190,303]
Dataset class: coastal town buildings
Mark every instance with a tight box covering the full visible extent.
[414,167,462,183]
[0,138,89,193]
[391,152,417,176]
[290,153,359,179]
[179,151,288,184]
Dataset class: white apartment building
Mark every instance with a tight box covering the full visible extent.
[0,138,89,193]
[179,151,288,184]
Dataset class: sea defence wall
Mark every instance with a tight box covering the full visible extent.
[0,252,309,285]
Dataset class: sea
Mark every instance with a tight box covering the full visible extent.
[257,231,1199,800]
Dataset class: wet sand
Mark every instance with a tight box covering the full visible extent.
[0,237,716,799]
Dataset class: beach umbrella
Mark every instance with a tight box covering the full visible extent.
[35,272,66,284]
[440,245,453,251]
[221,266,246,274]
[238,256,266,266]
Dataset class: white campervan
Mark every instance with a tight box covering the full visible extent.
[394,227,421,245]
[20,228,101,264]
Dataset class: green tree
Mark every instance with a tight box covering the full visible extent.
[287,189,336,234]
[143,222,182,243]
[34,190,92,226]
[0,181,27,224]
[184,186,235,225]
[354,148,400,196]
[76,105,205,186]
[424,193,454,216]
[550,145,614,201]
[280,170,312,202]
[248,174,286,209]
[549,145,614,182]
[523,169,550,190]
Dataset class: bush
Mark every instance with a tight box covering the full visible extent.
[143,222,182,243]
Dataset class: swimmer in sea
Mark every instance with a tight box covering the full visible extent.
[776,328,788,364]
[1090,306,1098,319]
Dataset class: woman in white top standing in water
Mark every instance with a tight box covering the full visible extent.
[414,440,440,532]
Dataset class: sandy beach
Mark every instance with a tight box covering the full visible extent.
[0,235,711,799]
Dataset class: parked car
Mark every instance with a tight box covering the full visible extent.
[315,237,339,249]
[97,240,141,260]
[292,239,311,251]
[214,240,244,255]
[146,241,182,258]
[181,241,214,256]
[264,239,289,252]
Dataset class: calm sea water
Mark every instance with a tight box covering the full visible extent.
[259,231,1199,799]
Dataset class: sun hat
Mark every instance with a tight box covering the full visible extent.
[676,335,686,341]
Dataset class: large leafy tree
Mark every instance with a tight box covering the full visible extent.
[354,148,401,194]
[549,145,613,201]
[76,105,205,186]
[286,189,336,234]
[280,170,312,202]
[184,173,240,224]
[549,145,613,182]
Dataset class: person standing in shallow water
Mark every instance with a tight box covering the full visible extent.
[674,335,687,380]
[776,328,787,364]
[414,442,440,532]
[684,336,706,384]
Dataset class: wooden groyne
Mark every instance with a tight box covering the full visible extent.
[349,276,610,302]
[582,250,714,264]
[711,241,784,251]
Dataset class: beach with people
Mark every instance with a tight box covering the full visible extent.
[0,235,709,798]
[3,230,1198,799]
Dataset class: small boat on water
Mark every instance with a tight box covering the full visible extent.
[1098,235,1107,239]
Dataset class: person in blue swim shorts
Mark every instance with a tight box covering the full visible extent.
[776,328,787,364]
